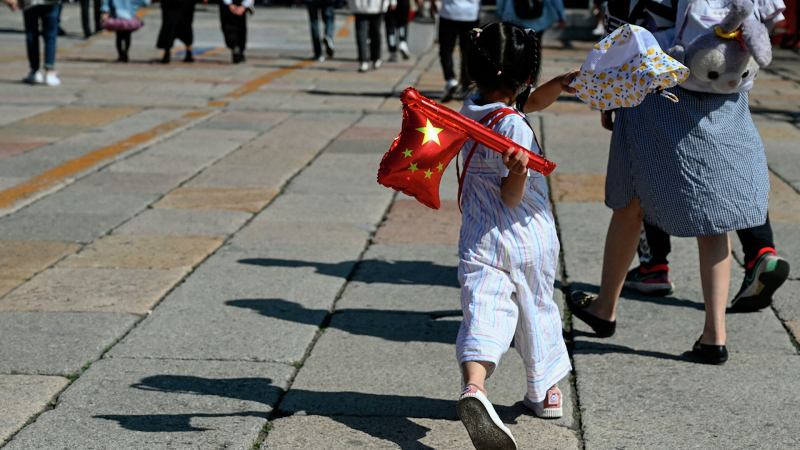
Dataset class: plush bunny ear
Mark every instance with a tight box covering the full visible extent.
[720,0,754,33]
[741,19,773,67]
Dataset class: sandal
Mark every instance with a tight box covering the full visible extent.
[567,291,616,337]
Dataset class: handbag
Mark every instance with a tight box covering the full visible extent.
[102,17,144,32]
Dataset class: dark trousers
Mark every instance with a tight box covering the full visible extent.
[354,13,382,62]
[80,0,102,37]
[157,0,195,49]
[23,3,60,71]
[639,215,776,267]
[115,30,132,58]
[384,0,409,52]
[438,17,477,83]
[307,3,335,58]
[220,2,247,52]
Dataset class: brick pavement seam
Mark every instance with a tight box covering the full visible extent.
[540,112,588,447]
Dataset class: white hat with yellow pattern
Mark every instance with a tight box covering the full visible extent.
[570,24,690,111]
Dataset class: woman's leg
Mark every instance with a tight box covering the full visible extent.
[697,233,730,346]
[384,9,397,54]
[585,196,645,321]
[116,31,125,59]
[368,14,382,62]
[23,7,41,73]
[307,4,322,57]
[41,3,60,71]
[354,14,369,62]
[438,17,457,81]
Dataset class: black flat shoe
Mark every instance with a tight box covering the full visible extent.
[567,291,616,337]
[692,339,728,365]
[183,52,195,63]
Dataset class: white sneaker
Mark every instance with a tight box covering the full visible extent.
[457,386,518,450]
[44,71,61,86]
[358,61,369,72]
[22,70,44,84]
[372,59,382,70]
[317,55,326,62]
[441,78,458,102]
[398,40,410,59]
[592,24,605,36]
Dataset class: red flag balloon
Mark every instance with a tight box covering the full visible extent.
[378,106,468,210]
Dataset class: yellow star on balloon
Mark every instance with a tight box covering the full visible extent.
[402,149,412,158]
[409,162,419,173]
[436,162,444,172]
[416,119,443,146]
[423,169,433,179]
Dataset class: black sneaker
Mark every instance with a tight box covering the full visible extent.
[623,264,674,296]
[566,291,616,337]
[731,250,790,312]
[323,36,334,58]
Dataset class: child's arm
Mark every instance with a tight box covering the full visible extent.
[500,148,529,208]
[2,0,18,10]
[521,70,580,113]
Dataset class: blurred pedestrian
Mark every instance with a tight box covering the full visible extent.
[18,0,61,85]
[385,0,410,61]
[100,0,149,62]
[438,0,479,101]
[496,0,566,44]
[349,0,396,72]
[220,0,252,63]
[592,0,606,35]
[306,0,336,61]
[81,0,102,37]
[156,0,195,63]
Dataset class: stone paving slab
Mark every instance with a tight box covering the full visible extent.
[0,375,69,444]
[255,193,392,227]
[153,187,279,212]
[107,244,364,362]
[19,106,141,127]
[549,174,606,203]
[21,191,156,217]
[114,208,253,237]
[574,352,800,449]
[0,212,135,243]
[373,200,461,246]
[230,219,373,248]
[143,129,257,159]
[0,240,82,280]
[283,153,388,197]
[0,312,140,376]
[59,235,224,271]
[541,115,611,175]
[0,105,54,127]
[64,171,188,195]
[325,138,394,154]
[0,268,186,314]
[264,414,580,450]
[2,358,293,450]
[108,154,222,175]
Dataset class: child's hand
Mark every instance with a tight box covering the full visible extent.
[502,148,529,175]
[560,70,580,94]
[601,111,613,131]
[4,0,18,11]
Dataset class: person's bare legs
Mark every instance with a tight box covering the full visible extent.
[697,233,730,345]
[461,361,492,395]
[584,196,645,321]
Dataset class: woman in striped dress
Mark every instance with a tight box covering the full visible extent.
[454,23,579,450]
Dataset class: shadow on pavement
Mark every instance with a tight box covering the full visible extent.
[95,374,531,449]
[226,298,462,344]
[238,258,460,287]
[570,336,703,364]
[569,281,705,311]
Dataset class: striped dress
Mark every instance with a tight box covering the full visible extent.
[456,98,571,403]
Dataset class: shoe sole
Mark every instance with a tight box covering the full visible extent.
[457,397,517,450]
[623,281,673,297]
[731,259,790,312]
[522,396,563,419]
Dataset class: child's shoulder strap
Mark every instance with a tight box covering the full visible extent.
[457,107,530,213]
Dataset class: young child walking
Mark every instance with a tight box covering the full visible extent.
[101,0,149,62]
[455,22,578,449]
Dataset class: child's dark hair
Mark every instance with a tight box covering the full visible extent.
[467,22,541,94]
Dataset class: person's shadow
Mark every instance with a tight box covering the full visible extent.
[95,374,531,450]
[238,257,460,287]
[226,298,463,344]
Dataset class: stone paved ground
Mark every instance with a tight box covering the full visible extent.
[0,4,799,449]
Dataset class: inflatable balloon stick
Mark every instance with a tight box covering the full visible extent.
[377,88,556,210]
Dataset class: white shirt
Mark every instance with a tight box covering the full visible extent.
[439,0,481,22]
